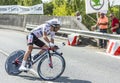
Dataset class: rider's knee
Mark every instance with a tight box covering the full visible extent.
[42,44,49,49]
[27,49,32,53]
[26,48,32,53]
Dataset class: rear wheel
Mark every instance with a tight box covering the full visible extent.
[37,53,66,81]
[5,50,25,75]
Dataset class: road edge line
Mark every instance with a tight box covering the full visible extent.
[0,50,9,56]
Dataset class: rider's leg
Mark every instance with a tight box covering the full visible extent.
[23,45,33,60]
[19,45,33,71]
[38,44,48,54]
[19,33,35,71]
[33,44,49,60]
[34,38,48,55]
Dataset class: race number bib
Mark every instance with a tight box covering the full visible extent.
[27,34,33,43]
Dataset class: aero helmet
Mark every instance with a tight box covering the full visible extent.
[46,18,61,28]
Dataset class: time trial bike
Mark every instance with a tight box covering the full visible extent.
[5,43,66,81]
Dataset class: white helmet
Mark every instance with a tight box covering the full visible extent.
[46,18,61,28]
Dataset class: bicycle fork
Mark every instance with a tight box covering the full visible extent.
[47,51,53,68]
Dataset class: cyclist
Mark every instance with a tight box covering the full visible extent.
[19,18,61,71]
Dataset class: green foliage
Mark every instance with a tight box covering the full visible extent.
[31,0,42,5]
[52,0,68,16]
[22,0,33,6]
[17,0,42,6]
[44,2,54,15]
[0,0,17,5]
[110,6,120,19]
[0,0,42,6]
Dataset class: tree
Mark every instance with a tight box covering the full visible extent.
[52,0,68,16]
[32,0,42,5]
[0,0,42,6]
[17,0,42,6]
[44,2,54,15]
[0,0,17,5]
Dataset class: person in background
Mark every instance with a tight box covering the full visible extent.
[75,11,82,45]
[91,12,108,48]
[75,11,82,23]
[109,13,120,34]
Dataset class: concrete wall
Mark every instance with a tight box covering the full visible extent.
[0,15,24,27]
[0,15,88,30]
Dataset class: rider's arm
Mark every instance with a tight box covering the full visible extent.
[50,38,54,44]
[43,32,54,43]
[43,31,51,43]
[43,32,55,47]
[50,32,55,44]
[42,25,55,45]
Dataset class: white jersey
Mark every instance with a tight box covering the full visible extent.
[31,24,55,39]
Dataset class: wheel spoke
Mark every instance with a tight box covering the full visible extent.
[37,53,65,81]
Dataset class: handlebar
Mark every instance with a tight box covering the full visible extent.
[33,42,66,51]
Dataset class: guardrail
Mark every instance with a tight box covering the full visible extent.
[25,24,38,31]
[60,28,120,40]
[25,24,120,40]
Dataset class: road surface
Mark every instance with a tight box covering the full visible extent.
[1,29,120,83]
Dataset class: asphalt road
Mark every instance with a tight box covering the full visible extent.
[1,29,120,83]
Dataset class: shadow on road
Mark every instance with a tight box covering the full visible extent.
[53,76,92,83]
[17,75,92,83]
[17,74,41,80]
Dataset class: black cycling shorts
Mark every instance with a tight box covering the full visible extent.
[26,33,45,47]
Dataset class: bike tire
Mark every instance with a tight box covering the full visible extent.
[5,50,25,75]
[37,53,66,81]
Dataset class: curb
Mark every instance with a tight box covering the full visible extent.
[0,25,24,32]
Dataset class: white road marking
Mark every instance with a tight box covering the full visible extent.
[97,51,120,59]
[0,50,9,56]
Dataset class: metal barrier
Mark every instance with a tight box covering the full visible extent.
[25,24,120,40]
[25,24,38,31]
[60,28,120,40]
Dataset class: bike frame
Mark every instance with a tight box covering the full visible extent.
[32,50,48,64]
[29,47,56,67]
[31,47,62,68]
[14,46,62,69]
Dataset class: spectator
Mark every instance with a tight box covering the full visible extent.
[75,11,82,45]
[91,12,108,48]
[109,13,120,34]
[75,11,82,23]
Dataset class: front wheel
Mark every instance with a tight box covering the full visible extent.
[37,53,66,81]
[5,50,25,75]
